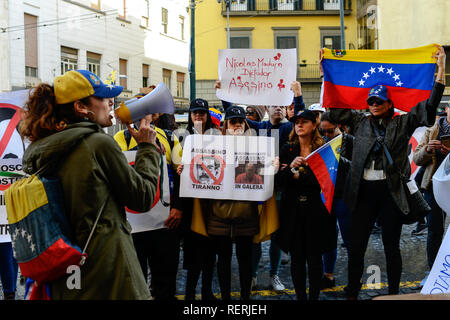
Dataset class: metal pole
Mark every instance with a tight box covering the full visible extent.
[339,0,346,50]
[189,0,196,101]
[226,0,230,48]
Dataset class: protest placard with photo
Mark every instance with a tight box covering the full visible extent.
[179,134,275,201]
[216,48,297,106]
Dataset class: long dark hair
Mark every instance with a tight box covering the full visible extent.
[19,83,88,142]
[186,110,219,134]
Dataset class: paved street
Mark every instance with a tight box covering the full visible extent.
[2,220,448,300]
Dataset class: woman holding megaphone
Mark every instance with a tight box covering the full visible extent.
[18,69,160,300]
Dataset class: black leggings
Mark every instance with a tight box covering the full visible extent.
[211,235,253,300]
[347,180,403,297]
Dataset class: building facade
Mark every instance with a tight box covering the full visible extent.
[193,0,358,107]
[0,0,191,118]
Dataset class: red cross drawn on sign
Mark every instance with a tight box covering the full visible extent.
[189,154,226,185]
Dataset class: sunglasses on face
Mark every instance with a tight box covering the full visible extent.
[230,118,244,125]
[246,111,256,116]
[368,98,385,106]
[319,127,336,135]
[193,110,207,115]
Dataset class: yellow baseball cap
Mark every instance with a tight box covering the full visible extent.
[54,70,123,105]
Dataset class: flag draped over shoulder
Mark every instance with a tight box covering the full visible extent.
[306,134,343,214]
[322,44,439,112]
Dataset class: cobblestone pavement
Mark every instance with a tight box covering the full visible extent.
[2,220,448,300]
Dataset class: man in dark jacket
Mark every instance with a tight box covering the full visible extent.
[330,46,446,299]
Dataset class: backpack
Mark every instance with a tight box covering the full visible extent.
[5,166,106,285]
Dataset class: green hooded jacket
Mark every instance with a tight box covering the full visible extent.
[22,122,160,300]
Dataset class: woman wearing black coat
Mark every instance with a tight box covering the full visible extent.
[274,109,337,300]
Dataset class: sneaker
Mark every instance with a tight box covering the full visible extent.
[320,276,336,290]
[411,223,427,236]
[251,277,257,291]
[271,275,285,291]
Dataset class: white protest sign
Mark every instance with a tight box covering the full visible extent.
[0,90,29,159]
[123,151,171,233]
[421,154,450,294]
[431,153,450,216]
[179,134,275,201]
[216,49,297,106]
[421,227,450,294]
[0,159,25,243]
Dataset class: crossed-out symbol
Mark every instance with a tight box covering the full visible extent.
[189,154,226,185]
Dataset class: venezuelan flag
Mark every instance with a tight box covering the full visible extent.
[322,44,439,112]
[306,134,342,214]
[5,175,84,283]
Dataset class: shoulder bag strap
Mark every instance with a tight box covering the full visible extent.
[371,122,409,181]
[79,195,109,266]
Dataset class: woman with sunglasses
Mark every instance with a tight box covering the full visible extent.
[328,45,446,299]
[178,98,221,300]
[274,108,337,300]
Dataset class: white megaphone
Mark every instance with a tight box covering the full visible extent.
[114,82,175,124]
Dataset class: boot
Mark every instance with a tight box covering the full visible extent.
[4,292,15,300]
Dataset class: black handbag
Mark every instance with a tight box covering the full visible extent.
[372,123,431,225]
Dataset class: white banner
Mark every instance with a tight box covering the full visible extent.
[0,159,25,243]
[123,151,171,233]
[180,135,275,201]
[421,154,450,294]
[216,49,297,106]
[421,227,450,294]
[0,90,28,243]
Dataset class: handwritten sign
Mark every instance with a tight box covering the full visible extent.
[180,134,275,201]
[216,49,297,106]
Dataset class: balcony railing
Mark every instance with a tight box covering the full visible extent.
[223,0,351,13]
[298,64,322,80]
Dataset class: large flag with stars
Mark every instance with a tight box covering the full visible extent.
[322,44,439,112]
[306,134,343,214]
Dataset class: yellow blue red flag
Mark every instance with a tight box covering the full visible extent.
[322,44,439,112]
[306,134,343,214]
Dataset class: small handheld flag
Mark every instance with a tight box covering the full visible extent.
[306,134,343,213]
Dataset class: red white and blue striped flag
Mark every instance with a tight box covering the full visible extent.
[306,135,343,214]
[322,44,439,112]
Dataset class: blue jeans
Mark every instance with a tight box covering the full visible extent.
[424,189,446,270]
[0,242,18,294]
[322,198,351,274]
[252,239,282,278]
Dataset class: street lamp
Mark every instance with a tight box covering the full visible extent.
[217,0,231,48]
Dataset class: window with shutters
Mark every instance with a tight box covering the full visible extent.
[142,64,149,87]
[163,69,171,90]
[141,0,150,28]
[61,46,78,75]
[176,72,185,97]
[179,15,185,40]
[87,52,101,77]
[24,14,38,78]
[161,8,168,34]
[119,58,128,89]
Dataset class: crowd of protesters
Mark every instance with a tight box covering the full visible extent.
[0,46,447,301]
